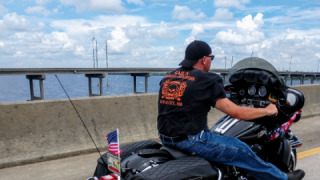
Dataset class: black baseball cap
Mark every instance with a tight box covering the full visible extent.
[179,40,212,68]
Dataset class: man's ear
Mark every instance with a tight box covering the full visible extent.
[201,56,206,65]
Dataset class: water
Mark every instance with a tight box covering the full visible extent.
[0,74,164,103]
[0,74,318,103]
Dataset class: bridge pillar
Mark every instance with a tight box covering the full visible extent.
[310,76,315,84]
[26,74,46,100]
[300,75,305,85]
[130,73,151,93]
[284,76,288,85]
[85,73,106,96]
[221,73,228,83]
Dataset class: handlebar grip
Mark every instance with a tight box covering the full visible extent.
[264,101,271,106]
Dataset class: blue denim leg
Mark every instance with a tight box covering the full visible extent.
[160,131,287,180]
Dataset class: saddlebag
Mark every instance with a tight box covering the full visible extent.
[93,152,110,178]
[122,153,219,180]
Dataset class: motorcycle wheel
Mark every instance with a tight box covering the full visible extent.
[120,140,162,161]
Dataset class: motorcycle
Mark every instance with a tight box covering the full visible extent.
[93,57,305,180]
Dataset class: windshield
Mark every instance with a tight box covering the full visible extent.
[227,57,285,85]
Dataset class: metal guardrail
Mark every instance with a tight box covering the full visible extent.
[1,68,320,76]
[0,68,177,75]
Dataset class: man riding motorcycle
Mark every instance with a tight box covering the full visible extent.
[157,40,305,180]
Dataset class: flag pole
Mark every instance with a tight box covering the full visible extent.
[117,128,120,157]
[116,128,121,180]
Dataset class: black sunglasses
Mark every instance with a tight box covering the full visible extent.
[206,55,215,61]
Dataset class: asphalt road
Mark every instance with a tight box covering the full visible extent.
[0,115,319,180]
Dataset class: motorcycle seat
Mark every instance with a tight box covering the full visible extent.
[137,148,170,158]
[161,145,190,159]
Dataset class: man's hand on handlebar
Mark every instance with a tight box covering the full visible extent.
[266,104,278,117]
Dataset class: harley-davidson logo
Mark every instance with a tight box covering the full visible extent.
[160,80,187,106]
[160,70,195,107]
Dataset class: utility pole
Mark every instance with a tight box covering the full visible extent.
[290,56,292,72]
[317,59,320,72]
[231,56,233,68]
[92,37,96,68]
[92,37,98,68]
[225,56,227,69]
[105,40,109,86]
[96,39,98,68]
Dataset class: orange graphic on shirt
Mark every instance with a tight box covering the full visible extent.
[161,80,187,102]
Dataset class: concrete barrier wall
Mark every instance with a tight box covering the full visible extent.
[293,84,320,118]
[1,84,319,168]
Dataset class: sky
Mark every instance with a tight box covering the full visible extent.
[0,0,320,71]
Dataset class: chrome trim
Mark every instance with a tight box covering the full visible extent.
[290,150,296,170]
[212,166,223,180]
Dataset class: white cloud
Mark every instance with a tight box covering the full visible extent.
[1,0,319,70]
[127,0,145,6]
[109,27,130,52]
[237,13,263,32]
[212,8,233,20]
[149,21,176,39]
[59,0,125,12]
[172,5,206,20]
[191,24,204,36]
[25,6,51,16]
[212,15,320,72]
[214,0,249,9]
[0,13,29,33]
[184,24,204,45]
[91,0,125,13]
[215,13,264,45]
[14,51,24,57]
[50,15,147,36]
[257,30,320,71]
[42,31,73,48]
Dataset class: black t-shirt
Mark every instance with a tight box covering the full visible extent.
[157,67,226,137]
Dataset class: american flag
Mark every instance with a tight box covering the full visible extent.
[106,129,121,156]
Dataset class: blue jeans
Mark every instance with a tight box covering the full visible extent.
[160,131,287,180]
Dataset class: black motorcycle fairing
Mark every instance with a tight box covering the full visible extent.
[225,57,305,125]
[226,57,285,86]
[229,69,282,89]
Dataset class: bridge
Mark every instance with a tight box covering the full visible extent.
[1,68,320,101]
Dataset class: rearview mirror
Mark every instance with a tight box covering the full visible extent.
[286,92,297,107]
[283,87,305,113]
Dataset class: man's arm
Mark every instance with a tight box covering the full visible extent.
[215,98,278,120]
